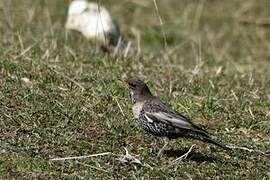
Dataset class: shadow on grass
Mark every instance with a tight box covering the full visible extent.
[164,148,219,163]
[164,148,244,167]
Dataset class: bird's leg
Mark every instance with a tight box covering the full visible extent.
[157,138,169,157]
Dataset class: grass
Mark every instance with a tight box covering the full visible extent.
[0,0,270,178]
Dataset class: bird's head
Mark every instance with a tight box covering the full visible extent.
[123,77,152,103]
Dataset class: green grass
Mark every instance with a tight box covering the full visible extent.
[1,0,270,178]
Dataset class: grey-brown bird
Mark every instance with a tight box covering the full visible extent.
[124,77,231,156]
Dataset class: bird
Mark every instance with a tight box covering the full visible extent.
[65,0,124,47]
[123,77,231,156]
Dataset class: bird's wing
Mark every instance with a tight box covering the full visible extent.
[143,99,207,133]
[145,111,193,130]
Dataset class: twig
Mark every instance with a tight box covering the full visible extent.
[50,152,111,161]
[113,37,122,57]
[152,0,167,49]
[134,28,141,57]
[118,147,143,165]
[231,90,239,101]
[171,144,195,163]
[14,43,36,60]
[193,0,204,31]
[162,145,195,169]
[265,111,270,118]
[227,144,267,156]
[248,106,255,119]
[113,97,125,117]
[166,40,188,56]
[124,41,131,58]
[117,147,153,170]
[50,148,153,169]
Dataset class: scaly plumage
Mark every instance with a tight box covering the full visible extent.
[124,77,231,152]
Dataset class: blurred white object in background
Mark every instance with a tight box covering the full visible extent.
[65,0,121,46]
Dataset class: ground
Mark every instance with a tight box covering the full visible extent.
[0,0,270,179]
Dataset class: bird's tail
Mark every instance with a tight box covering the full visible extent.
[203,136,232,151]
[188,129,232,151]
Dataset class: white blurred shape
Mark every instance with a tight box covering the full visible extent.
[21,77,30,84]
[65,0,120,46]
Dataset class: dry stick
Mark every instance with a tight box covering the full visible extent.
[124,41,132,58]
[14,43,36,60]
[44,0,54,36]
[248,106,255,119]
[166,40,189,56]
[152,0,167,49]
[119,147,153,170]
[118,147,143,165]
[231,89,239,101]
[135,29,141,58]
[50,148,153,169]
[112,37,122,57]
[114,96,125,117]
[50,152,111,161]
[17,33,24,51]
[193,0,204,31]
[265,111,270,118]
[162,145,195,169]
[171,144,195,163]
[227,145,267,156]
